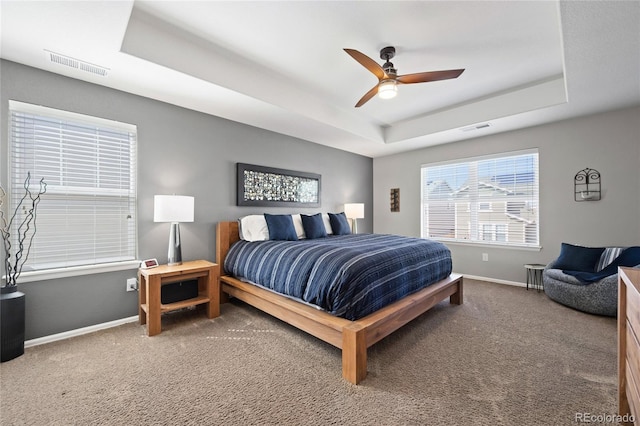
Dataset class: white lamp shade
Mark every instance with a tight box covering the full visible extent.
[154,195,194,223]
[344,203,365,219]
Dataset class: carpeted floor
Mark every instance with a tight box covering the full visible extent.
[0,279,619,425]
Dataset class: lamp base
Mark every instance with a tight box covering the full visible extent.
[351,218,358,234]
[168,222,183,266]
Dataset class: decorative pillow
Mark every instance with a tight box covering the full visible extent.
[264,214,298,241]
[555,243,605,272]
[328,212,351,235]
[238,215,269,242]
[301,213,327,239]
[596,247,624,272]
[291,214,306,240]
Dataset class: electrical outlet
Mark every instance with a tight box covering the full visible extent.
[482,253,489,262]
[126,278,138,292]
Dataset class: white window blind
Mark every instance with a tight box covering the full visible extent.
[8,101,137,271]
[421,150,539,248]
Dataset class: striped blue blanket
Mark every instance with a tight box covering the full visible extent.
[224,234,452,320]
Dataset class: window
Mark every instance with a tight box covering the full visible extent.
[480,224,508,242]
[481,224,493,241]
[496,224,507,242]
[8,101,137,272]
[421,150,539,248]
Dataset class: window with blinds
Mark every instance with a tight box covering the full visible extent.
[8,101,137,271]
[421,150,539,248]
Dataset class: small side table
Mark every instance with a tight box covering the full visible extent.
[138,260,220,336]
[524,263,546,292]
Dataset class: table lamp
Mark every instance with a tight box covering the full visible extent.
[154,195,194,266]
[344,203,365,234]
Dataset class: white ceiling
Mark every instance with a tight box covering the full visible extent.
[1,1,638,158]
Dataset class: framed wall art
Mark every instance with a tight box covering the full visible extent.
[390,188,400,212]
[237,163,321,207]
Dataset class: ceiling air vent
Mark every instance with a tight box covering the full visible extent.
[45,50,109,77]
[460,123,491,132]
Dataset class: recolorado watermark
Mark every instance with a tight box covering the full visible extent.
[575,412,634,423]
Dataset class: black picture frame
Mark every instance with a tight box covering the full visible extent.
[236,163,321,207]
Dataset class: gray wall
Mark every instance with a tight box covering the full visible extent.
[373,106,640,283]
[0,60,373,339]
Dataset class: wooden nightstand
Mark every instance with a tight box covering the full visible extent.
[138,260,220,336]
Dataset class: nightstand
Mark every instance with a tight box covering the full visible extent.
[138,260,220,336]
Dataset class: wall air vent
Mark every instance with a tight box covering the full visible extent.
[460,123,491,132]
[45,50,109,77]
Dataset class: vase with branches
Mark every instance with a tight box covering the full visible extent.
[1,172,46,362]
[1,173,47,288]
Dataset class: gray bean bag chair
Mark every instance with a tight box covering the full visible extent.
[543,245,632,317]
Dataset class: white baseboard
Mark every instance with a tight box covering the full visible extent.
[461,274,527,288]
[25,315,139,348]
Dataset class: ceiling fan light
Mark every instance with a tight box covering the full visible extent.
[378,80,397,99]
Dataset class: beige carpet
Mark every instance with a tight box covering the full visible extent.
[1,279,619,425]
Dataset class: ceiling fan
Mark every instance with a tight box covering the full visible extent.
[344,46,465,108]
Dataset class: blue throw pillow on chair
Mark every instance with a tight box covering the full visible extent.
[555,243,605,272]
[301,213,327,239]
[328,212,351,235]
[264,214,298,241]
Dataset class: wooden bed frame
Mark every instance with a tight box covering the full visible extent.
[216,221,463,384]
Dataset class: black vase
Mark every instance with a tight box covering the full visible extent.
[1,286,26,362]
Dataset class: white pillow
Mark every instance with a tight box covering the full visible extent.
[238,214,308,241]
[238,215,269,241]
[322,213,333,235]
[291,214,306,239]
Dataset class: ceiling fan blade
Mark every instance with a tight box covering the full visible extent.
[396,69,465,85]
[355,84,379,108]
[344,48,388,81]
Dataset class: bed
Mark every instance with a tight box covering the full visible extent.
[216,220,463,384]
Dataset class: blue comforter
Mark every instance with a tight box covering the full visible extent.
[224,233,452,320]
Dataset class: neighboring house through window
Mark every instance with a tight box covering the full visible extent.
[7,101,137,273]
[421,149,539,248]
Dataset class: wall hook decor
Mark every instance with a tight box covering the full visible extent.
[574,167,601,201]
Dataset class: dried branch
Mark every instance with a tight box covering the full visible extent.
[1,173,47,287]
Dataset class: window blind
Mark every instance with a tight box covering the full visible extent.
[421,150,539,248]
[8,101,137,271]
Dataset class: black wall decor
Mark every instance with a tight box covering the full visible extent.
[574,167,601,201]
[237,163,321,207]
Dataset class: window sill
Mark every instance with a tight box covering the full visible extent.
[4,260,141,284]
[436,240,542,251]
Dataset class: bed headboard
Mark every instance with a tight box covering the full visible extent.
[216,221,240,267]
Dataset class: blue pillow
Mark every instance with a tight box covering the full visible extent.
[555,243,605,272]
[301,213,327,239]
[264,214,298,241]
[328,212,351,235]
